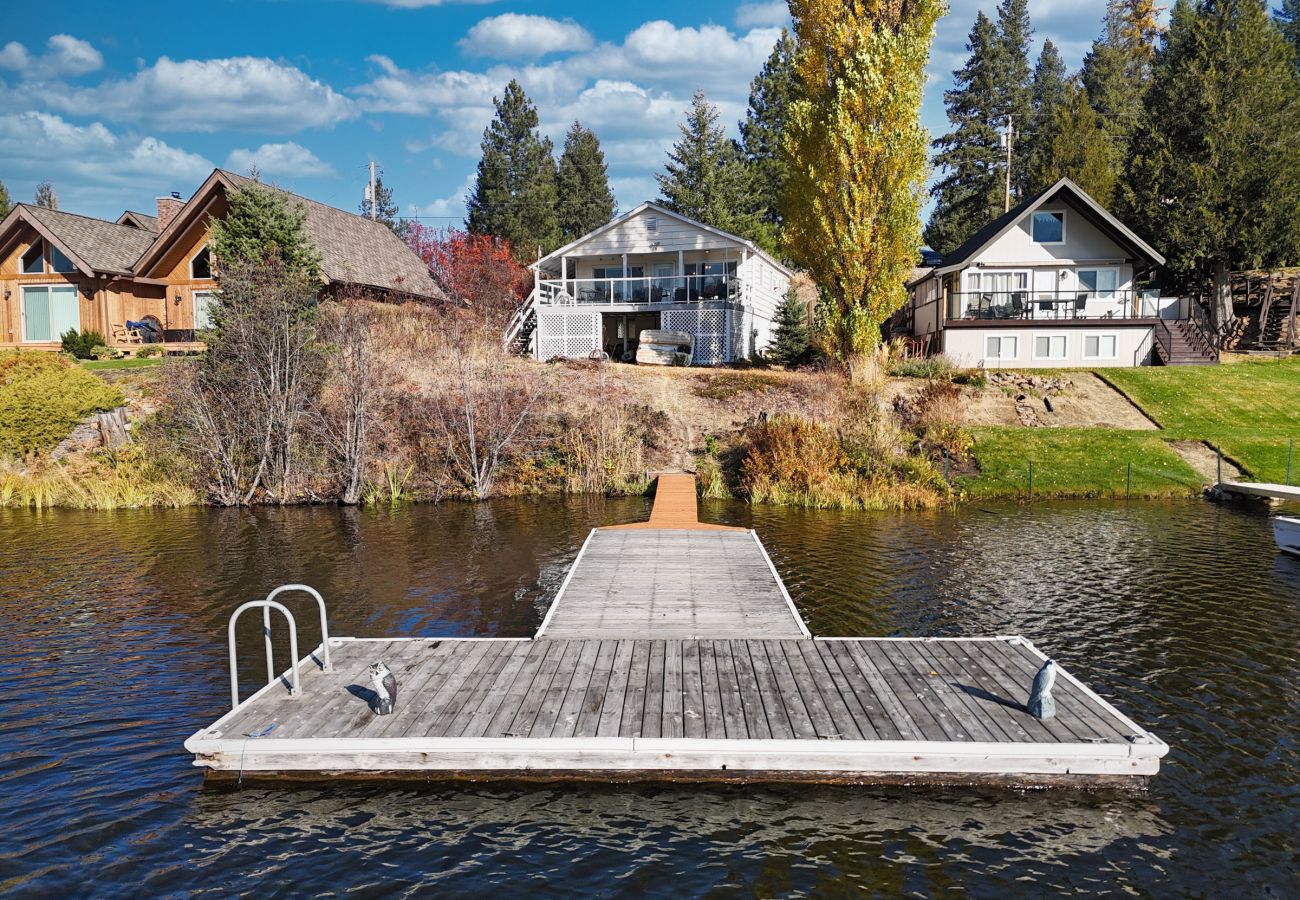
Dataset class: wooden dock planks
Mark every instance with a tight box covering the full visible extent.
[189,475,1167,787]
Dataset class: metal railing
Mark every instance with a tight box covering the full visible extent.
[949,290,1163,321]
[538,274,740,305]
[227,583,332,711]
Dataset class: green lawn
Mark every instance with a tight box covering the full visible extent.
[1101,357,1300,482]
[79,358,164,371]
[962,427,1206,499]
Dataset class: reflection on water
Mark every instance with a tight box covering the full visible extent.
[0,498,1295,895]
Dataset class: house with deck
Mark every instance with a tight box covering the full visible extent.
[901,178,1217,367]
[0,169,441,352]
[506,203,792,365]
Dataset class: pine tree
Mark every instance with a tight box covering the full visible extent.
[555,121,615,243]
[1082,0,1162,171]
[467,79,561,259]
[657,90,769,244]
[359,174,400,232]
[1125,0,1300,289]
[768,288,812,366]
[1030,79,1119,205]
[925,13,1006,256]
[994,0,1035,198]
[741,29,797,247]
[1021,40,1069,195]
[0,180,11,219]
[33,181,57,210]
[785,0,944,358]
[1279,0,1300,60]
[211,182,322,280]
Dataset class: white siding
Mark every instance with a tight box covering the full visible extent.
[973,204,1133,266]
[943,326,1154,369]
[565,207,738,256]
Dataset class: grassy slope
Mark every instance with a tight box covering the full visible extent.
[79,358,164,371]
[962,427,1204,499]
[1102,357,1300,482]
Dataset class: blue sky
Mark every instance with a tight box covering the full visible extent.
[0,1,1115,225]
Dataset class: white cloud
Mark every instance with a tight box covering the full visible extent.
[0,34,102,78]
[225,142,336,178]
[0,111,212,210]
[36,56,356,133]
[734,2,790,29]
[460,14,594,59]
[408,171,477,223]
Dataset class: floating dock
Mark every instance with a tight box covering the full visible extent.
[186,474,1168,787]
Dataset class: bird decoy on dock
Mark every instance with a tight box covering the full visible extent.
[1028,658,1057,719]
[369,662,397,715]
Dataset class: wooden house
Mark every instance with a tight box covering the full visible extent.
[506,203,792,364]
[0,169,442,352]
[901,178,1218,367]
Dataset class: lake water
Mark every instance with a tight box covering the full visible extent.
[0,497,1295,896]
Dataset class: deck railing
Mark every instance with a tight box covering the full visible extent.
[949,290,1169,321]
[538,275,740,305]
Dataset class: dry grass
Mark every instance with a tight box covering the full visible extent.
[0,446,198,509]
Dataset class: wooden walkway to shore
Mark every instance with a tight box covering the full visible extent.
[186,474,1168,787]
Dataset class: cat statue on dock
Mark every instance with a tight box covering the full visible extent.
[369,662,398,716]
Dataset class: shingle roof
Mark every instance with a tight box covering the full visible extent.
[117,210,158,231]
[935,177,1165,273]
[20,204,158,275]
[220,171,442,300]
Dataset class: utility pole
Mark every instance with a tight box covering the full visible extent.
[367,160,377,221]
[1002,115,1014,213]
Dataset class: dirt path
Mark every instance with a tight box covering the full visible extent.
[1168,440,1244,482]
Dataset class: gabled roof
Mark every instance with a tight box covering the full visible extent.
[0,203,157,276]
[116,210,158,231]
[134,169,444,300]
[934,177,1165,275]
[534,201,794,277]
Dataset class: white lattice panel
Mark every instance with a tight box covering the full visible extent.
[535,310,600,360]
[662,308,732,365]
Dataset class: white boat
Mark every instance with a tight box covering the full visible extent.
[1274,515,1300,556]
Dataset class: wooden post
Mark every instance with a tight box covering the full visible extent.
[1126,461,1132,500]
[1287,438,1294,486]
[1028,461,1034,502]
[1216,448,1222,486]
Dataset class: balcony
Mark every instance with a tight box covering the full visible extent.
[949,290,1174,322]
[538,275,741,306]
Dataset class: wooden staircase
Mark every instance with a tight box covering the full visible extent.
[1155,319,1219,365]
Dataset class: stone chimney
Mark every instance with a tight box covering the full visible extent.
[156,192,184,232]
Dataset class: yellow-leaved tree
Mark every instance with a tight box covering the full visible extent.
[783,0,944,360]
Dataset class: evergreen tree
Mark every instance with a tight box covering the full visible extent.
[33,181,57,210]
[1279,0,1300,60]
[657,90,768,244]
[1029,79,1119,205]
[359,174,400,232]
[1022,40,1069,195]
[1125,0,1300,289]
[925,13,1006,256]
[784,0,943,358]
[467,80,561,259]
[994,0,1035,198]
[768,288,812,366]
[555,121,615,242]
[740,29,797,247]
[0,180,11,219]
[211,182,322,280]
[1082,1,1161,171]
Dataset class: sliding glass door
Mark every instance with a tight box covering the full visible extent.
[22,285,80,342]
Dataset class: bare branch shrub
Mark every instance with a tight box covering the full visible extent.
[316,293,387,504]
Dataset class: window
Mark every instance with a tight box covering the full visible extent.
[194,290,216,331]
[1084,334,1118,359]
[21,285,79,342]
[190,245,212,280]
[1031,211,1065,244]
[49,245,75,273]
[21,241,43,274]
[1077,268,1118,300]
[1034,334,1068,359]
[985,335,1018,360]
[646,216,658,233]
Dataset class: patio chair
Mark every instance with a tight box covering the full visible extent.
[111,323,143,346]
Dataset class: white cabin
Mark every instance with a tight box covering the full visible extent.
[903,178,1217,367]
[505,203,792,365]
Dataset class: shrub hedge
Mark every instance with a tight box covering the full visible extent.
[0,350,123,455]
